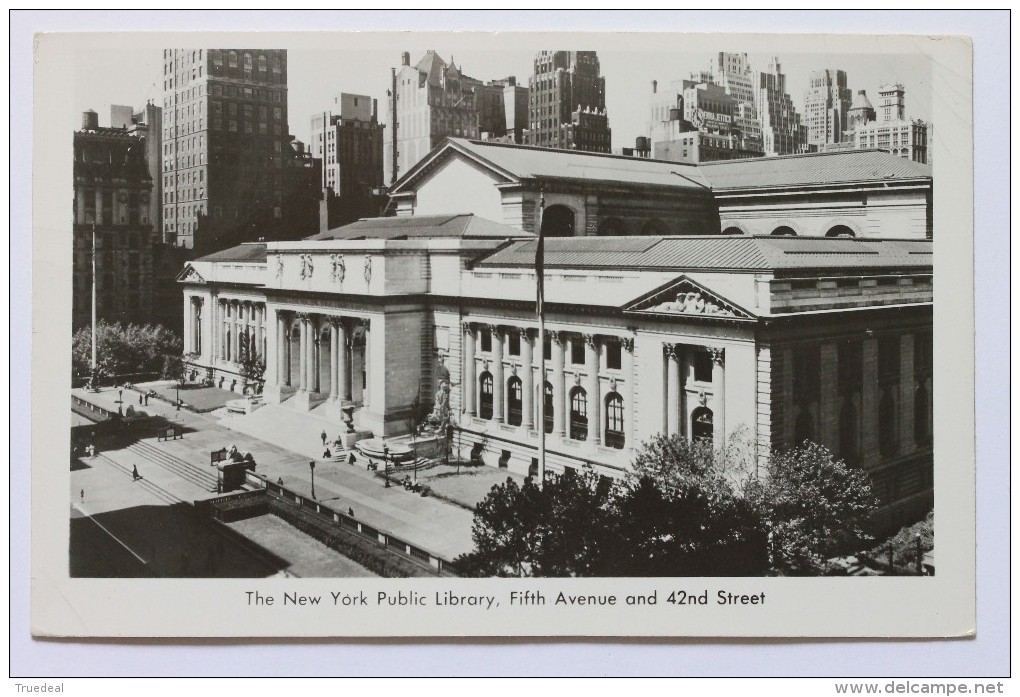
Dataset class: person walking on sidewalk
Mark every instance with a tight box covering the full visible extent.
[132,464,140,481]
[320,429,327,447]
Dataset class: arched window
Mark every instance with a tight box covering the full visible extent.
[258,55,267,72]
[479,372,494,420]
[543,382,554,434]
[507,376,523,426]
[228,51,238,68]
[914,381,931,445]
[878,390,898,456]
[721,226,745,235]
[569,386,588,440]
[691,406,713,444]
[641,218,669,236]
[839,399,858,462]
[826,224,856,238]
[541,205,575,238]
[272,56,282,73]
[795,406,814,444]
[599,217,628,236]
[771,225,797,236]
[243,52,253,70]
[604,392,625,449]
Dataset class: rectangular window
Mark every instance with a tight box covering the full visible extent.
[606,341,622,370]
[570,338,584,365]
[508,331,521,356]
[480,328,492,353]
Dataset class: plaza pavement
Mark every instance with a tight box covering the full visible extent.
[72,384,481,561]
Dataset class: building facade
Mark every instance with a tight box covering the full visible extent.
[310,93,385,226]
[849,84,929,165]
[524,51,611,153]
[160,48,291,252]
[649,80,764,164]
[388,138,931,240]
[803,68,852,147]
[73,111,156,328]
[180,218,933,532]
[384,51,525,184]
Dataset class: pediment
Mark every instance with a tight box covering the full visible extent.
[623,276,754,320]
[176,265,206,284]
[390,140,517,195]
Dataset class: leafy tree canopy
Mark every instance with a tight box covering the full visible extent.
[72,321,182,384]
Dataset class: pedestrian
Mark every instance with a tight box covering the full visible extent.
[348,452,357,464]
[138,393,143,405]
[323,447,331,459]
[320,429,327,446]
[348,507,354,517]
[277,477,284,485]
[144,393,149,406]
[132,464,139,481]
[118,388,123,403]
[80,489,84,502]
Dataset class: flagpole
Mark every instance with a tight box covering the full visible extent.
[90,222,98,391]
[535,189,546,489]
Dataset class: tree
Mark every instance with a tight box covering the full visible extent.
[455,469,615,577]
[71,321,182,385]
[746,442,878,575]
[237,329,265,394]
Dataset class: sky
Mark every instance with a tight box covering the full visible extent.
[73,37,935,151]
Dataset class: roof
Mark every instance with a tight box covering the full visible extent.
[394,139,931,195]
[415,50,447,86]
[195,242,268,263]
[305,214,533,241]
[698,149,932,190]
[476,235,932,273]
[394,138,711,192]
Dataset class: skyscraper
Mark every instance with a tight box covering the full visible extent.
[524,51,611,153]
[160,48,290,252]
[73,110,156,329]
[384,51,521,184]
[703,52,761,153]
[803,68,852,147]
[850,84,929,164]
[310,93,385,227]
[755,57,808,156]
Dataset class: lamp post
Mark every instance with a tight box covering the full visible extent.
[176,386,181,411]
[383,444,390,488]
[309,460,316,500]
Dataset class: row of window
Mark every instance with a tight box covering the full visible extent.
[475,327,625,370]
[477,372,628,449]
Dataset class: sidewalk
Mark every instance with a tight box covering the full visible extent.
[72,389,478,561]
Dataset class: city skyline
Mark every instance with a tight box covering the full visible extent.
[74,43,933,156]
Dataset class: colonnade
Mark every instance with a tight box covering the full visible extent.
[462,322,635,449]
[207,298,266,364]
[271,311,368,406]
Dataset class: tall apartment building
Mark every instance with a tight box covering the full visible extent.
[524,51,611,153]
[310,93,385,226]
[803,68,852,147]
[754,57,808,156]
[702,52,762,153]
[384,51,523,184]
[111,103,163,234]
[648,79,763,164]
[848,84,929,164]
[160,48,291,253]
[72,110,156,329]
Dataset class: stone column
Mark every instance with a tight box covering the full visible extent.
[710,347,726,447]
[623,336,635,447]
[551,331,565,436]
[329,319,339,400]
[665,343,680,436]
[278,312,289,387]
[337,319,349,401]
[585,334,601,445]
[782,347,795,447]
[899,333,916,453]
[306,316,318,393]
[361,319,371,408]
[861,338,879,463]
[311,318,321,393]
[820,343,839,451]
[255,305,264,360]
[462,322,476,416]
[296,314,308,392]
[491,325,504,423]
[263,308,277,386]
[520,328,534,430]
[219,300,227,362]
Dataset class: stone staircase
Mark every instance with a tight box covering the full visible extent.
[218,403,355,463]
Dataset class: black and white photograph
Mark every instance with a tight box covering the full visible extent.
[26,24,980,642]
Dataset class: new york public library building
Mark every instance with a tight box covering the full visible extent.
[178,139,933,530]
